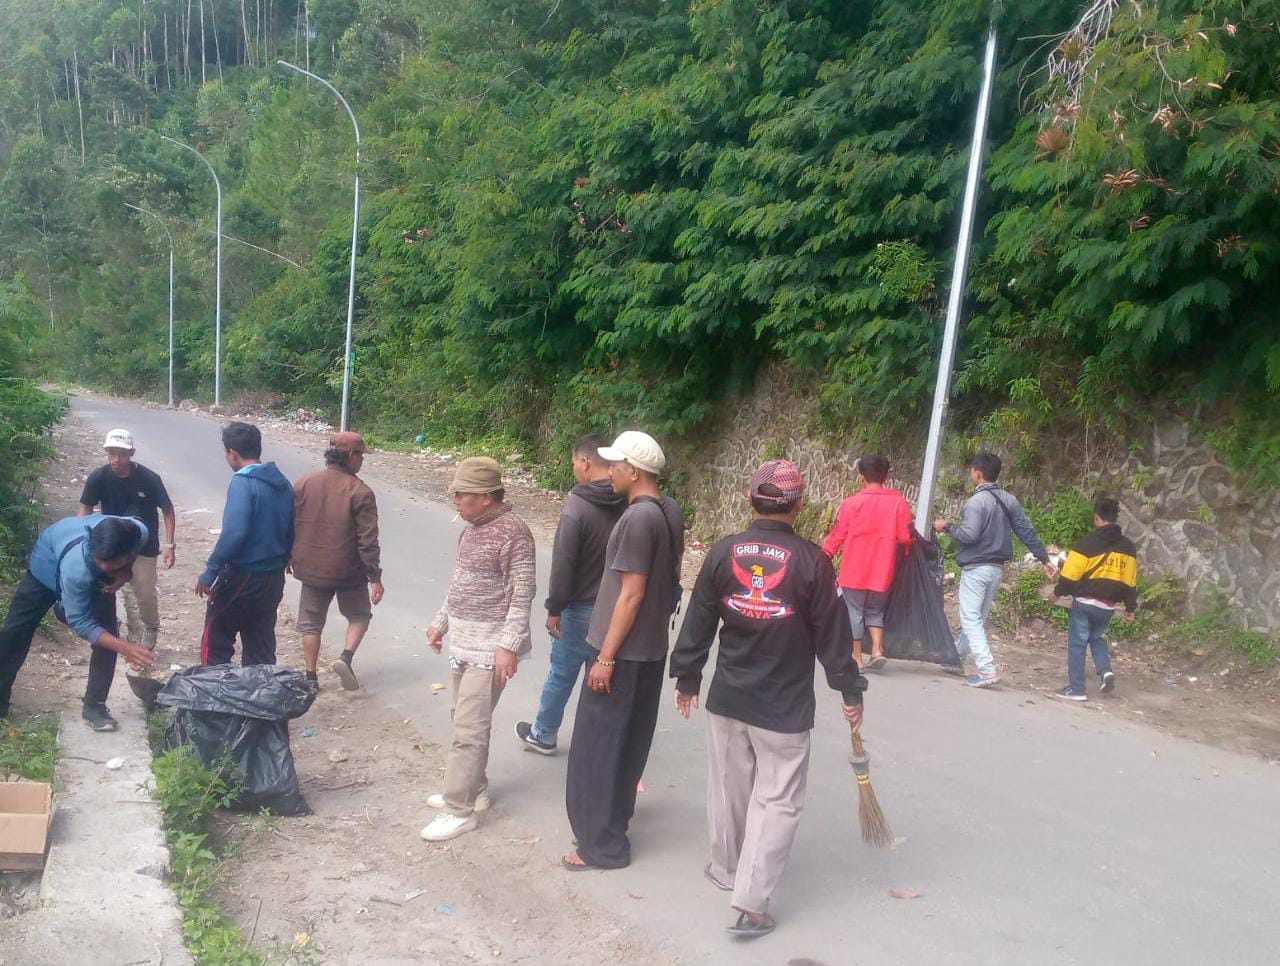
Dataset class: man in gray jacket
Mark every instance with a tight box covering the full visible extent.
[933,452,1055,687]
[516,434,626,754]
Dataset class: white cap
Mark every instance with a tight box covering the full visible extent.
[103,428,135,451]
[598,430,666,475]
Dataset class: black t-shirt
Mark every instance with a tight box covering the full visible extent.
[79,463,173,557]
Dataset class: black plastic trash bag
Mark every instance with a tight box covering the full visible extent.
[157,664,316,815]
[883,536,961,667]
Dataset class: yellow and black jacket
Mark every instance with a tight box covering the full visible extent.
[1054,524,1139,612]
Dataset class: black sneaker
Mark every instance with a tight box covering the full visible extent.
[82,704,119,731]
[1099,671,1116,694]
[305,670,320,692]
[515,721,556,756]
[1051,687,1087,702]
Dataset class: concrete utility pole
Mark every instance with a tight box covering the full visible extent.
[915,27,998,533]
[124,203,177,407]
[161,135,223,406]
[277,60,361,432]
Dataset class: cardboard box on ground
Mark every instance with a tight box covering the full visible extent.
[0,782,53,871]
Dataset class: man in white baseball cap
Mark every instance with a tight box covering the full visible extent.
[564,429,684,871]
[79,428,177,649]
[595,430,667,475]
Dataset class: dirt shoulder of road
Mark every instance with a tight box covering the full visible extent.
[43,397,672,964]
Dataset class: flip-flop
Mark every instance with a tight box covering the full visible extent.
[704,864,732,892]
[866,655,888,671]
[561,854,602,872]
[727,912,776,938]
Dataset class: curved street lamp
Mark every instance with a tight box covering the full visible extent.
[124,203,177,407]
[277,59,361,431]
[160,135,223,407]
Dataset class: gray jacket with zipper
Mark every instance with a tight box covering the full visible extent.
[946,483,1049,568]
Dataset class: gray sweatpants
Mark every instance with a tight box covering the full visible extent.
[706,711,811,915]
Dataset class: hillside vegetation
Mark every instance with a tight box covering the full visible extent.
[1,1,1277,483]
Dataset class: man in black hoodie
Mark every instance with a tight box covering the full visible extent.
[515,434,626,754]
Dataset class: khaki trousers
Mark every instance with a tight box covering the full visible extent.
[122,553,160,640]
[443,664,506,818]
[706,711,811,916]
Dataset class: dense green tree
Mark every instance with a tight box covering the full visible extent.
[1,0,1278,486]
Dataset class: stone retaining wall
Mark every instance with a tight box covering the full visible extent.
[681,367,1280,631]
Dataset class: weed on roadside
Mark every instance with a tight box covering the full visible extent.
[146,708,172,755]
[0,714,58,783]
[994,567,1068,633]
[1166,588,1277,669]
[152,743,263,966]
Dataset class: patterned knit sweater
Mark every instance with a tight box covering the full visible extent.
[428,503,537,665]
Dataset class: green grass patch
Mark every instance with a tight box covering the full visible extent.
[993,566,1069,633]
[1167,588,1278,669]
[1025,489,1096,550]
[150,734,263,966]
[0,714,58,783]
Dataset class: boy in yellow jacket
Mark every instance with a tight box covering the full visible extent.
[1050,495,1138,701]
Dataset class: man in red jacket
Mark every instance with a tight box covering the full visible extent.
[821,454,913,669]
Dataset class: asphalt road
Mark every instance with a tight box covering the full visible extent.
[69,395,1280,966]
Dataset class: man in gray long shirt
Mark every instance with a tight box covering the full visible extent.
[933,452,1055,688]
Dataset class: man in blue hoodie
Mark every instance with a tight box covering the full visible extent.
[0,514,157,730]
[198,422,295,666]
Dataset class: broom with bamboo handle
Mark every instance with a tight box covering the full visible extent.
[849,727,894,848]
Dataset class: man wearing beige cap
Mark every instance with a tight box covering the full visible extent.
[290,431,384,691]
[564,430,683,871]
[422,457,536,842]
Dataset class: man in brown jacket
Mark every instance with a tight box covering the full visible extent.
[291,432,384,690]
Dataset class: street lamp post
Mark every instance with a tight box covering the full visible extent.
[914,28,999,533]
[277,59,361,432]
[124,203,176,407]
[161,135,223,407]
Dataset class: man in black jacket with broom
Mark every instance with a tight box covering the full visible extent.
[670,459,866,939]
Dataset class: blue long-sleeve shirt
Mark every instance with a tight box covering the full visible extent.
[200,461,295,586]
[28,514,147,645]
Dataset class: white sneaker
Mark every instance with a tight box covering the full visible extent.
[420,812,478,842]
[427,791,491,812]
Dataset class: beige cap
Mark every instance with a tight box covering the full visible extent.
[598,431,665,475]
[449,456,504,494]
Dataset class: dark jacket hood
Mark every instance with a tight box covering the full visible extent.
[572,478,627,510]
[1096,523,1125,544]
[241,461,291,492]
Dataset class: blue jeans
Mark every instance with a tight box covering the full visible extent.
[1067,601,1114,693]
[955,564,1004,676]
[531,602,594,745]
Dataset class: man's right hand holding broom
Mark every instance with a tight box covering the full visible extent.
[677,689,863,729]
